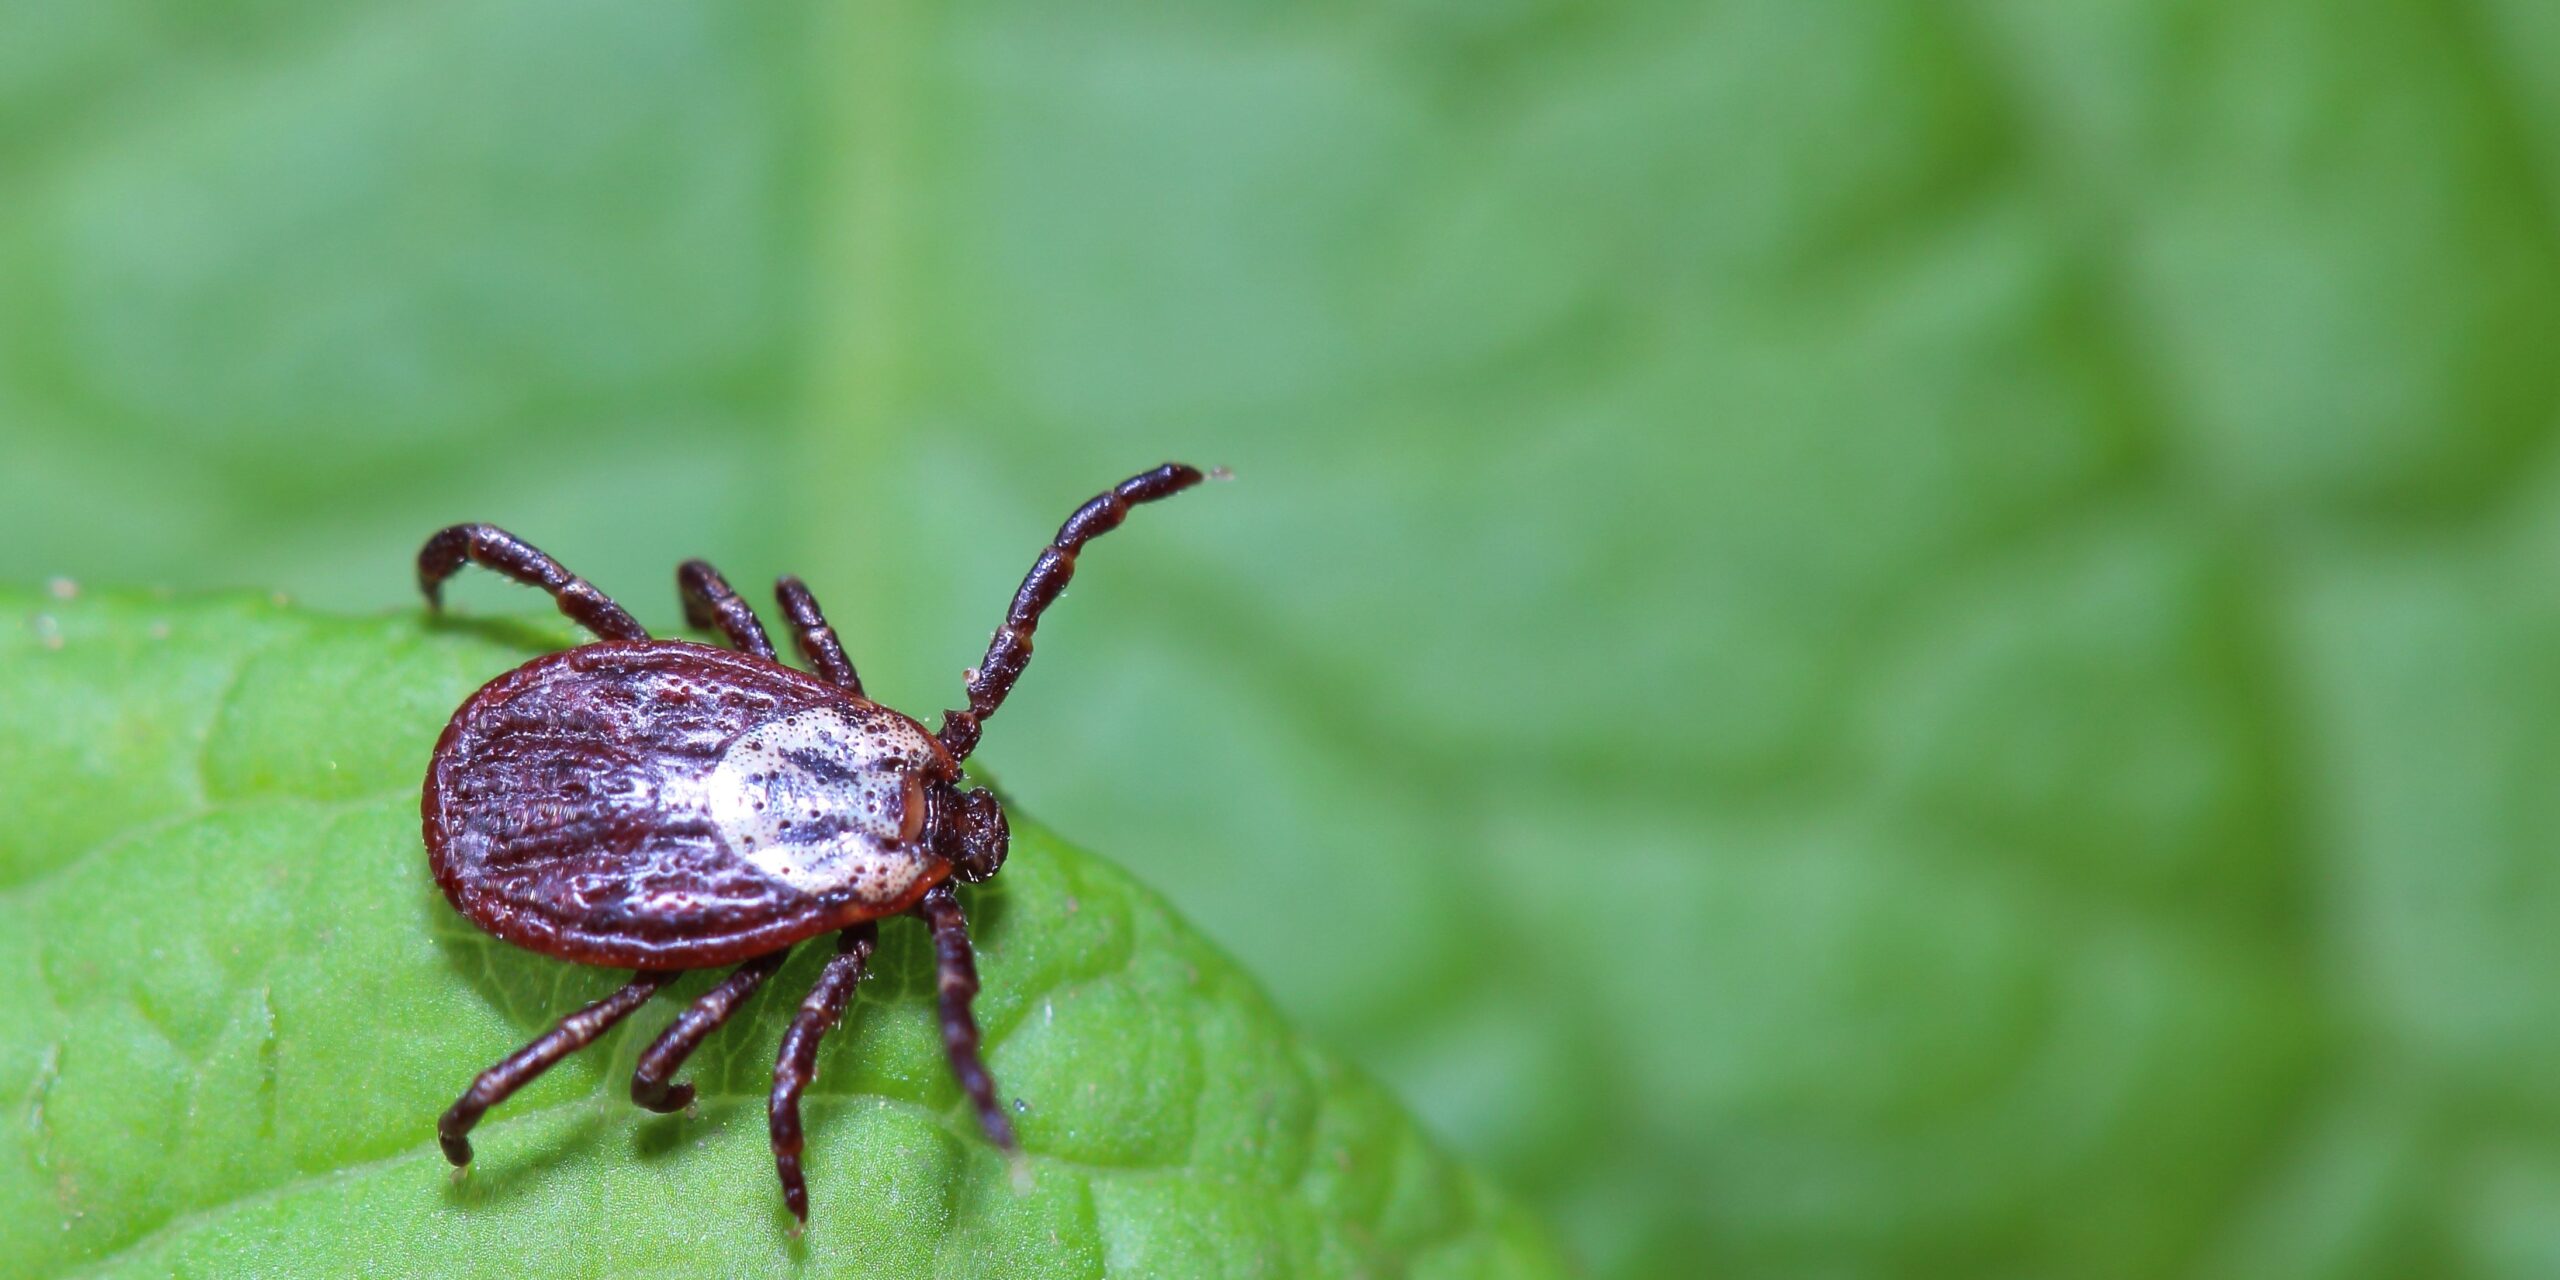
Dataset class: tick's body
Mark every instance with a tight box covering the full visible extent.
[425,642,953,970]
[415,462,1209,1224]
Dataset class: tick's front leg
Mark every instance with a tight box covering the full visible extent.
[934,463,1206,760]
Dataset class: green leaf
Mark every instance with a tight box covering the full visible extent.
[0,588,1567,1279]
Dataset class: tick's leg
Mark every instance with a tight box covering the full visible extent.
[918,882,1019,1152]
[631,950,789,1113]
[418,524,649,642]
[776,576,862,695]
[936,463,1209,761]
[769,922,877,1223]
[676,559,776,659]
[438,971,673,1165]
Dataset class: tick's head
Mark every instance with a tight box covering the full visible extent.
[932,784,1009,883]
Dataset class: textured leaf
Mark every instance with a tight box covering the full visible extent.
[0,589,1565,1279]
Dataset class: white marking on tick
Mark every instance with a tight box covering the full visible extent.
[704,705,935,897]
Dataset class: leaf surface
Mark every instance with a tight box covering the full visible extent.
[0,589,1565,1279]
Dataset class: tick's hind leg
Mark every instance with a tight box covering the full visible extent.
[419,524,649,642]
[631,950,789,1112]
[768,922,877,1223]
[776,576,862,694]
[918,882,1019,1152]
[439,971,672,1165]
[676,560,776,659]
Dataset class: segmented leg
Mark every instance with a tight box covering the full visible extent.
[631,950,790,1113]
[776,576,862,695]
[937,463,1207,760]
[769,923,877,1222]
[418,523,648,642]
[439,971,673,1165]
[918,882,1018,1151]
[676,559,776,659]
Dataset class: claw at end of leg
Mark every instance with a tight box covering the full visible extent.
[988,1120,1020,1153]
[974,1097,1020,1154]
[1006,1150,1034,1196]
[781,1173,809,1224]
[775,1131,812,1224]
[631,1078,694,1114]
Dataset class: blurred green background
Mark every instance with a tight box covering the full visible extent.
[6,2,2558,1276]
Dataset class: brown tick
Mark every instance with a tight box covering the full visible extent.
[416,463,1209,1222]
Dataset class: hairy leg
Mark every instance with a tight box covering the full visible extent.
[677,559,776,659]
[439,971,672,1165]
[775,575,862,694]
[768,922,878,1222]
[631,951,789,1112]
[917,882,1018,1151]
[418,523,648,642]
[936,463,1206,759]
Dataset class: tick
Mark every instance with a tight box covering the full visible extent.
[416,462,1210,1222]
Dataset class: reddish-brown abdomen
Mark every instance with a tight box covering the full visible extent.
[424,640,954,970]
